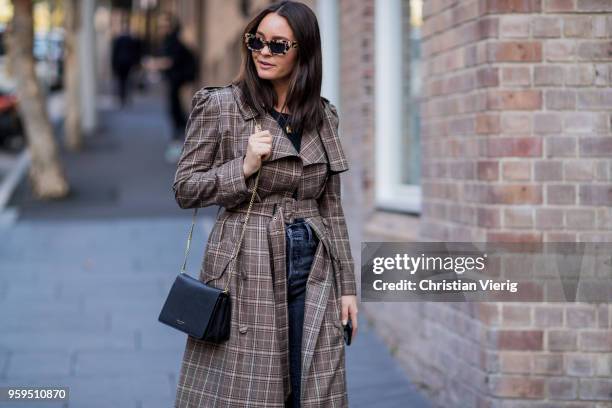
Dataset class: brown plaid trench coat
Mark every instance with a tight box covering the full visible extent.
[172,83,356,408]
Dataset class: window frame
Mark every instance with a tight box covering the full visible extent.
[374,0,422,215]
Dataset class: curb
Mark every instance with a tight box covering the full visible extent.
[0,148,30,224]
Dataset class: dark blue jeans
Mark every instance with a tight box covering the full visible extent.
[285,217,319,408]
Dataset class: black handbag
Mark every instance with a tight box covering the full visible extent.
[158,121,263,343]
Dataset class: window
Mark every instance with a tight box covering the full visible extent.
[375,0,422,214]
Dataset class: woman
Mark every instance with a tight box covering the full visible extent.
[145,11,199,163]
[172,2,358,407]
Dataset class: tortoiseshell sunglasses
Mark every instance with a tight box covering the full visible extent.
[244,33,298,56]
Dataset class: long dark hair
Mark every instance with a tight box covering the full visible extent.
[233,0,325,135]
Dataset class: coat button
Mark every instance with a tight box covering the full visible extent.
[239,325,248,334]
[322,218,329,227]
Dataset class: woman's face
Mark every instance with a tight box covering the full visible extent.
[251,13,298,84]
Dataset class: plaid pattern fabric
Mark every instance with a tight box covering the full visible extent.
[172,83,354,407]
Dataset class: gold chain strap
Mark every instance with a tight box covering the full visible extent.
[181,120,263,295]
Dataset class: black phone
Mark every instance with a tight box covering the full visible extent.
[343,318,352,346]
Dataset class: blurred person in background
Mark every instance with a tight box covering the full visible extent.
[144,11,198,164]
[111,17,142,108]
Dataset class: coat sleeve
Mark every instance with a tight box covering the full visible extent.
[317,102,357,296]
[172,88,254,210]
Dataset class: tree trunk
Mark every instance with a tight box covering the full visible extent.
[8,0,69,199]
[63,0,81,151]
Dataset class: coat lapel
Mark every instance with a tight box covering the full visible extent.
[231,83,348,172]
[300,127,328,166]
[258,112,299,163]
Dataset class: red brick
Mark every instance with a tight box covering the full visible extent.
[547,184,576,205]
[453,1,481,26]
[566,64,595,85]
[489,375,546,398]
[476,114,500,134]
[442,73,471,96]
[580,330,612,351]
[545,89,576,110]
[577,89,612,110]
[534,65,564,85]
[487,231,543,243]
[545,136,576,157]
[502,304,533,326]
[476,67,500,88]
[504,208,534,228]
[565,160,596,181]
[500,352,532,373]
[579,185,612,206]
[489,184,542,204]
[577,41,612,61]
[579,378,612,401]
[545,40,576,61]
[545,231,577,241]
[501,113,531,133]
[544,0,575,12]
[534,305,564,327]
[480,16,500,39]
[576,0,612,12]
[579,232,612,241]
[534,160,563,181]
[502,161,531,181]
[567,305,598,328]
[566,208,596,229]
[535,208,564,229]
[477,206,501,228]
[448,161,475,180]
[533,353,564,374]
[597,304,610,329]
[548,330,578,351]
[488,41,543,62]
[485,0,543,13]
[478,161,500,180]
[482,137,542,157]
[593,63,609,85]
[564,112,608,132]
[592,15,607,37]
[532,17,561,37]
[548,377,578,400]
[567,354,595,376]
[596,208,612,229]
[487,90,543,110]
[534,113,562,133]
[564,16,593,38]
[499,15,530,38]
[478,303,501,326]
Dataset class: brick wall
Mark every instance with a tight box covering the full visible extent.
[352,0,612,406]
[420,0,612,243]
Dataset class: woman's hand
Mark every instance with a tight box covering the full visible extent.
[243,129,273,178]
[341,294,358,342]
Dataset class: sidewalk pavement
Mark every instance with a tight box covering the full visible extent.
[0,86,431,408]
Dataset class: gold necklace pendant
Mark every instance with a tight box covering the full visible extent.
[285,124,292,134]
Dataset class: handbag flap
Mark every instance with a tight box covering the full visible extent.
[158,273,226,338]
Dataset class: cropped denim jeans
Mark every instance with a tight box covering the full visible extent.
[284,217,319,408]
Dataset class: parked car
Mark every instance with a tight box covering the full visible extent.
[0,90,25,152]
[0,29,25,152]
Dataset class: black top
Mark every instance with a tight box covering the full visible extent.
[269,108,301,199]
[269,108,301,153]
